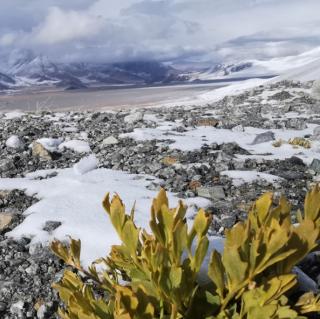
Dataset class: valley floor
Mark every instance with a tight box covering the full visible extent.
[0,82,228,112]
[0,79,320,317]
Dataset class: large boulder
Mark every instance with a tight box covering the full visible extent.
[251,131,275,145]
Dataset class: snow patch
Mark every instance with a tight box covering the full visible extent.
[36,138,63,152]
[73,155,98,175]
[121,124,320,163]
[221,170,283,187]
[3,111,26,119]
[0,167,218,267]
[58,140,91,153]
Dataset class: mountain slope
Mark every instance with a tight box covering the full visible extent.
[274,57,320,82]
[0,72,16,89]
[190,47,320,81]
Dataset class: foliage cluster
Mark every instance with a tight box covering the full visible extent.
[51,186,320,318]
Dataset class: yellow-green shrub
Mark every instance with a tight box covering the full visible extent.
[51,186,320,319]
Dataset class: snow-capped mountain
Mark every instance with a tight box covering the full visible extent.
[0,72,16,89]
[0,50,186,91]
[190,47,320,82]
[0,47,319,92]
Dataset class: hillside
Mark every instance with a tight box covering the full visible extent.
[190,47,320,82]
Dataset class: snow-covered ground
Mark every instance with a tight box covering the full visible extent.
[0,157,217,266]
[121,123,320,164]
[0,69,319,271]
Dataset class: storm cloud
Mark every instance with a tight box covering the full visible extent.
[0,0,319,64]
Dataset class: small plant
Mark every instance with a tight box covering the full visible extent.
[272,139,284,148]
[195,118,220,127]
[273,138,311,149]
[51,186,320,318]
[162,156,178,166]
[288,137,311,149]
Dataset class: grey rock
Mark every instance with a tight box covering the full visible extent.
[124,112,144,124]
[269,90,293,101]
[28,242,43,255]
[102,136,119,146]
[251,131,275,145]
[231,124,244,132]
[10,300,25,317]
[311,80,320,100]
[197,186,226,201]
[5,135,24,150]
[293,267,319,293]
[25,263,39,276]
[286,118,307,130]
[37,303,55,319]
[310,159,320,174]
[312,126,320,140]
[43,221,62,232]
[288,156,305,166]
[0,301,7,312]
[276,171,305,181]
[0,159,15,173]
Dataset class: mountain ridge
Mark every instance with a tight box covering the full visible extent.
[0,50,187,91]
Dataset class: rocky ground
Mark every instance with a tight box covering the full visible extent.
[1,80,320,318]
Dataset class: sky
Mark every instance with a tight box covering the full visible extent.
[0,0,320,64]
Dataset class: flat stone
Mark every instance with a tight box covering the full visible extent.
[197,186,226,201]
[102,136,119,146]
[251,131,275,145]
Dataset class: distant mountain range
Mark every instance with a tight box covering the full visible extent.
[0,48,319,92]
[0,50,188,91]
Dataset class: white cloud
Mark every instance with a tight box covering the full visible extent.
[0,0,319,63]
[32,7,104,44]
[0,33,17,46]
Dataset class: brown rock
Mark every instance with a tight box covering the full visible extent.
[0,213,13,230]
[32,142,52,160]
[189,180,202,191]
[162,156,178,166]
[195,118,220,127]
